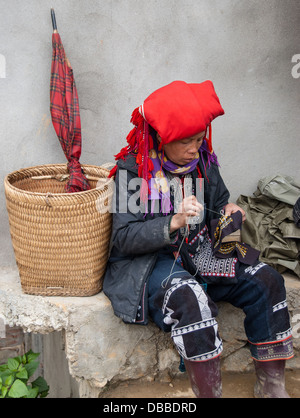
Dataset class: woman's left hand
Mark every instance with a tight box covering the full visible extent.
[224,203,246,222]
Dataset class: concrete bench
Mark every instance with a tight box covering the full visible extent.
[0,266,299,397]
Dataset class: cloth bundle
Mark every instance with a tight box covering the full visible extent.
[237,174,300,278]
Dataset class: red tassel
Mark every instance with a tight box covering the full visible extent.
[108,165,118,178]
[114,146,129,161]
[126,128,137,148]
[196,165,202,179]
[131,107,144,126]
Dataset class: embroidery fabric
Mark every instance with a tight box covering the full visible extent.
[211,212,260,265]
[189,226,238,278]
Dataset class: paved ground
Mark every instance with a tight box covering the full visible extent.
[101,370,300,398]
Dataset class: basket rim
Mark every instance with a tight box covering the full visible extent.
[4,163,113,198]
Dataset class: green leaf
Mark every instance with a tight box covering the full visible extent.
[0,386,8,398]
[0,350,48,398]
[0,364,8,372]
[26,350,40,363]
[16,366,28,380]
[4,374,14,387]
[26,386,39,398]
[24,360,39,378]
[7,358,19,372]
[39,390,49,398]
[32,376,49,395]
[0,369,12,383]
[8,379,29,398]
[13,356,22,364]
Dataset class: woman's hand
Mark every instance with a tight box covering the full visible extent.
[224,203,246,222]
[170,195,204,233]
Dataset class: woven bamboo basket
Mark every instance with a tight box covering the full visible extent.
[4,164,114,297]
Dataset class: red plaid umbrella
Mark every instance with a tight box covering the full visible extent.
[50,9,90,193]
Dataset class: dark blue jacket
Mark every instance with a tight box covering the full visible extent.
[103,152,230,324]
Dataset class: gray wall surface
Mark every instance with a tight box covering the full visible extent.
[1,0,299,266]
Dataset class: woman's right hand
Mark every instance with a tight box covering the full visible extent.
[170,195,203,233]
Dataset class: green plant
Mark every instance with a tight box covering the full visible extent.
[0,350,49,398]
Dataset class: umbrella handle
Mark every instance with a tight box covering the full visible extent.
[51,8,58,32]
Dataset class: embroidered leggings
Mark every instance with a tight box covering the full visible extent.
[148,253,294,362]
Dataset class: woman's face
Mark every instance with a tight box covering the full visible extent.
[157,131,205,166]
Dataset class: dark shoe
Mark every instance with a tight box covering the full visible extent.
[253,359,290,398]
[184,356,222,398]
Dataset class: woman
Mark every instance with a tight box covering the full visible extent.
[103,80,293,398]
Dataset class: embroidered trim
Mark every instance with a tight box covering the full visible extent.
[250,336,294,362]
[162,278,206,313]
[273,300,288,313]
[217,242,249,258]
[213,215,233,248]
[244,262,267,275]
[276,328,292,341]
[172,318,218,337]
[249,330,293,346]
[185,344,223,362]
[190,226,238,278]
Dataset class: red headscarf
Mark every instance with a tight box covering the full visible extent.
[109,80,224,202]
[140,80,224,149]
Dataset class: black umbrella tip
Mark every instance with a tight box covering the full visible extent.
[51,8,57,31]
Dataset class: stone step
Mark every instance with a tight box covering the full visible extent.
[0,266,299,397]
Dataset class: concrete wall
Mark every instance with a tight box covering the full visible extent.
[1,0,300,266]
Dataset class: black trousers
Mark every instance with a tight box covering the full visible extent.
[148,254,294,362]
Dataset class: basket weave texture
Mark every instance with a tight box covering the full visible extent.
[4,164,113,297]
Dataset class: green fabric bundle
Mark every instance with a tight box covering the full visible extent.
[237,175,300,278]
